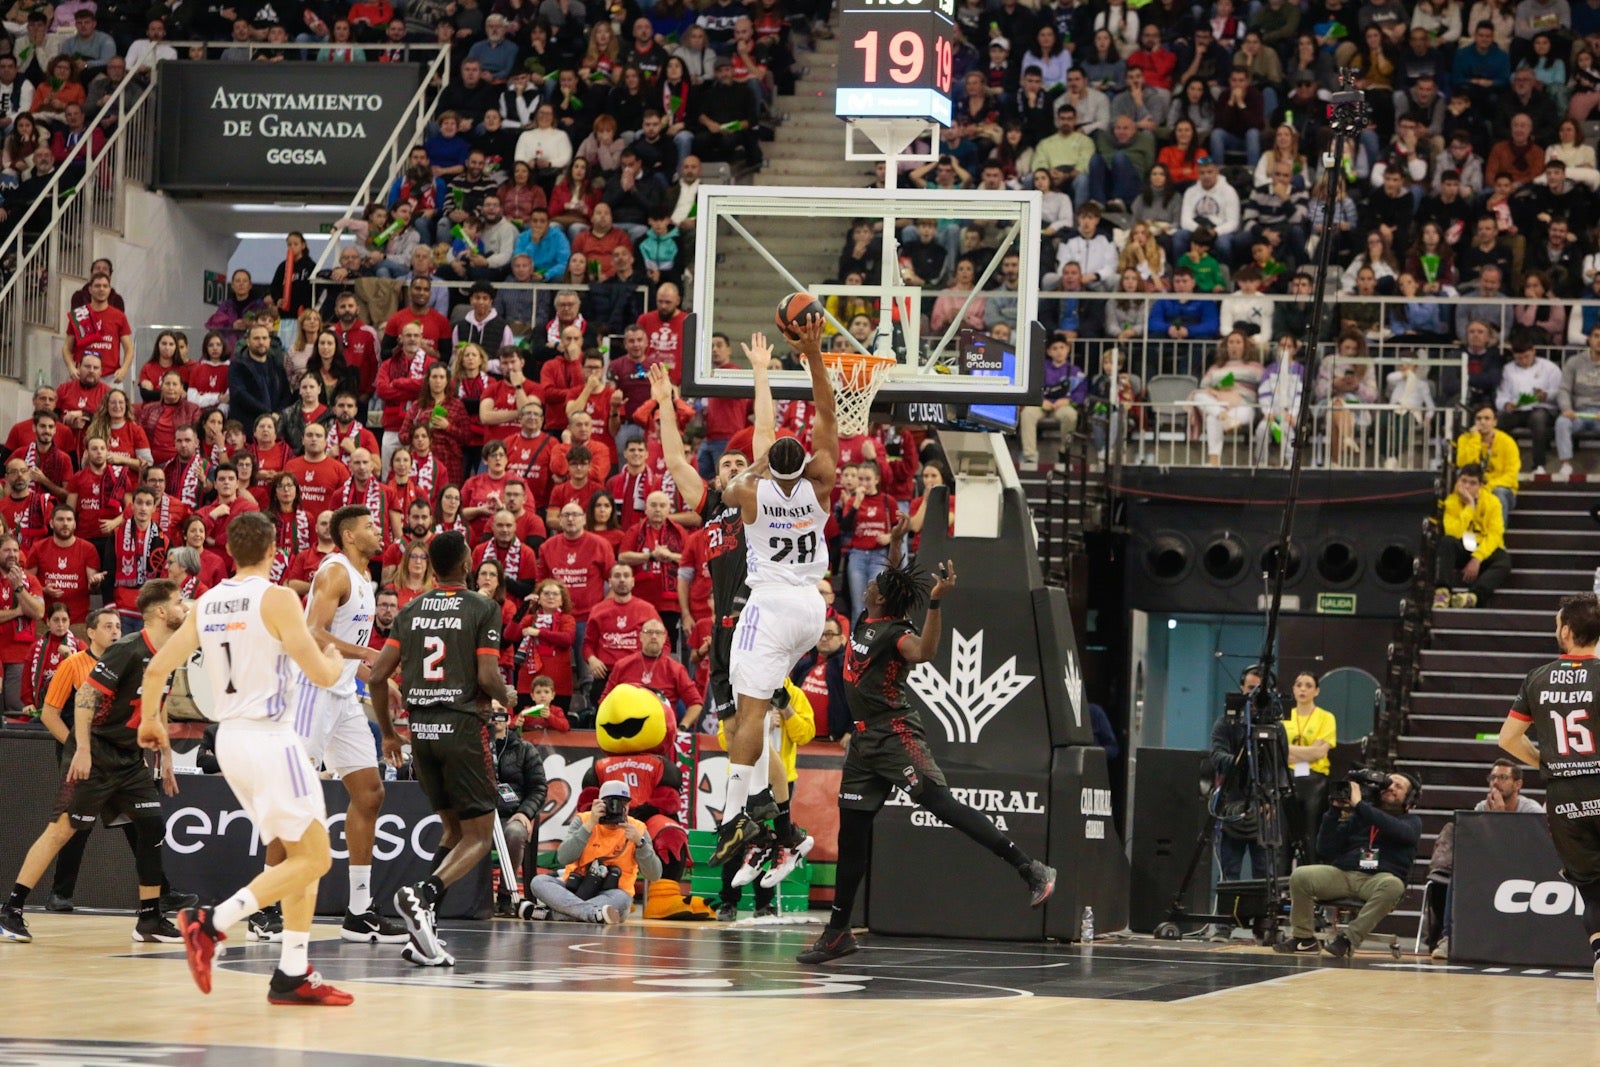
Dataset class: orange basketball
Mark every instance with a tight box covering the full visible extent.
[775,291,823,341]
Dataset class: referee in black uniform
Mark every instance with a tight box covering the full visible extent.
[371,531,513,968]
[1499,592,1600,1005]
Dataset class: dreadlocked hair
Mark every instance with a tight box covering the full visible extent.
[875,560,931,618]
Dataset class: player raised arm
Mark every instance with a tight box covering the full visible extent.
[794,317,837,498]
[745,332,777,461]
[897,561,957,664]
[649,363,705,509]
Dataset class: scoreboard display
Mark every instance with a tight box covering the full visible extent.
[834,0,955,125]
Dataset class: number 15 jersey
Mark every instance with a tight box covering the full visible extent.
[387,583,503,722]
[745,477,828,590]
[196,575,298,724]
[1510,652,1600,780]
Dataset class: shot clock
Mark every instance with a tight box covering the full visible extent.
[834,0,956,125]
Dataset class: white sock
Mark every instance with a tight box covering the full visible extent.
[723,764,753,824]
[213,888,260,933]
[279,930,310,977]
[348,866,373,915]
[750,730,772,795]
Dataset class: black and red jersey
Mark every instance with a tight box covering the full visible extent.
[843,613,918,725]
[697,488,748,621]
[84,629,159,752]
[1510,653,1600,780]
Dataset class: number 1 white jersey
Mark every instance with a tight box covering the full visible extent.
[305,551,374,698]
[196,575,299,724]
[744,477,829,589]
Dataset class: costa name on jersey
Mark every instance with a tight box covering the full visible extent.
[1512,657,1600,779]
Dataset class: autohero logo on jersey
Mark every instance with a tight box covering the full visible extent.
[907,628,1035,744]
[885,786,1044,831]
[165,804,443,862]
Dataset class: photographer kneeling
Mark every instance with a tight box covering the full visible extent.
[1276,770,1421,957]
[530,780,663,924]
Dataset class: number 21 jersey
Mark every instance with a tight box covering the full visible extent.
[1510,653,1600,780]
[745,477,828,589]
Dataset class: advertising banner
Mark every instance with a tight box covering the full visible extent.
[154,62,421,194]
[1452,811,1589,968]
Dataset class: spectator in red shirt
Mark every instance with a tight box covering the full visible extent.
[56,354,108,436]
[503,398,558,509]
[601,618,702,723]
[163,424,208,510]
[386,446,430,516]
[406,425,448,503]
[391,536,434,610]
[0,533,46,712]
[540,321,590,437]
[4,388,79,466]
[178,514,229,589]
[537,501,616,668]
[233,452,270,511]
[567,349,623,455]
[478,348,546,444]
[433,483,469,536]
[283,422,351,519]
[266,473,314,583]
[336,447,403,547]
[676,522,714,641]
[501,481,548,546]
[137,370,200,466]
[20,603,78,716]
[374,322,433,470]
[198,462,259,553]
[838,460,897,622]
[368,586,399,651]
[0,458,50,552]
[83,388,150,480]
[473,557,520,674]
[65,436,130,571]
[111,487,166,626]
[451,340,495,476]
[166,546,210,602]
[330,291,382,399]
[513,579,578,708]
[380,498,436,584]
[583,561,661,683]
[607,436,659,528]
[697,332,753,478]
[63,272,133,385]
[283,509,336,597]
[246,412,294,483]
[546,444,602,523]
[136,330,189,405]
[401,362,470,485]
[462,439,516,539]
[636,281,686,374]
[618,490,686,637]
[586,489,625,550]
[604,326,658,442]
[382,276,452,362]
[26,504,102,625]
[571,202,634,280]
[550,410,613,482]
[327,389,380,464]
[474,508,541,598]
[138,467,191,543]
[13,410,74,503]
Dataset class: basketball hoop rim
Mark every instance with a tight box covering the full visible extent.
[820,350,898,375]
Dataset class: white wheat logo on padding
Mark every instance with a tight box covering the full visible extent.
[909,629,1036,744]
[1064,652,1084,728]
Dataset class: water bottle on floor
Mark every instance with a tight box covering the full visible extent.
[1081,906,1095,944]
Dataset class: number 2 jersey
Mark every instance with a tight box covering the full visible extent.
[744,476,828,589]
[388,584,502,723]
[1510,652,1600,782]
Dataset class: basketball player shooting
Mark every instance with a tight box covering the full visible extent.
[139,512,353,1005]
[709,315,836,868]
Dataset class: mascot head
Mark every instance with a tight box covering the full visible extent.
[595,683,670,754]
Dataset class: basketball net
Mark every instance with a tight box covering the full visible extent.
[821,351,897,437]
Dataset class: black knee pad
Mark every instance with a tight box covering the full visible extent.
[130,813,166,887]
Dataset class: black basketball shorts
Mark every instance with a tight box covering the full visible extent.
[410,710,499,820]
[838,716,947,812]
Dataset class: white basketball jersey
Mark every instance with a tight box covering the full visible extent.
[306,551,374,697]
[196,576,299,724]
[745,477,829,589]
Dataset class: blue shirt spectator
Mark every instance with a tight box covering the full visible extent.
[512,215,572,279]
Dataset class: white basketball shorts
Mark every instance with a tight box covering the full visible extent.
[729,584,826,700]
[214,718,327,845]
[297,686,379,777]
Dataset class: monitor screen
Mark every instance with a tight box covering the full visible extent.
[961,331,1020,433]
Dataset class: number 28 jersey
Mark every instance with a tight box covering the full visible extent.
[388,584,502,721]
[196,576,298,724]
[1510,653,1600,779]
[744,477,828,590]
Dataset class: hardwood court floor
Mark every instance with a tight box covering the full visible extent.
[2,914,1599,1066]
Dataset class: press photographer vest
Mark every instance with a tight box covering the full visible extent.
[561,812,645,897]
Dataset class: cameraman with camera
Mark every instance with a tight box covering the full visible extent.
[1209,666,1275,881]
[529,780,662,924]
[491,706,548,916]
[1276,769,1421,957]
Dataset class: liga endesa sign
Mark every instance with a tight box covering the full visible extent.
[153,62,421,194]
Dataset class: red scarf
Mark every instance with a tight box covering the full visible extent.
[155,494,176,535]
[343,476,385,530]
[179,572,200,599]
[208,441,228,468]
[27,629,78,706]
[413,452,441,498]
[118,519,164,589]
[330,419,364,453]
[434,517,467,535]
[173,454,204,507]
[487,536,522,579]
[275,507,311,556]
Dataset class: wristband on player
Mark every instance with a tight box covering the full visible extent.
[928,599,942,610]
